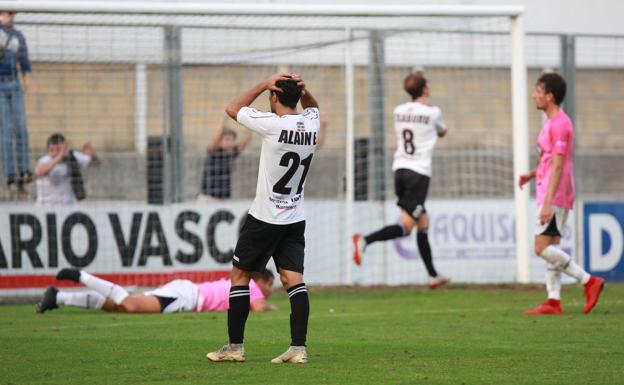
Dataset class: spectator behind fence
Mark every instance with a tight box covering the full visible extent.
[35,133,100,205]
[198,115,250,201]
[0,11,35,194]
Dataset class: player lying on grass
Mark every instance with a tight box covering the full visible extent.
[36,268,276,314]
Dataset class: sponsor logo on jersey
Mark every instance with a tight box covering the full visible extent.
[296,122,305,132]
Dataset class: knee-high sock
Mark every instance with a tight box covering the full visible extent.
[228,285,250,345]
[364,224,407,245]
[57,291,106,309]
[417,230,438,277]
[545,263,562,300]
[287,283,309,347]
[79,271,129,305]
[540,245,590,284]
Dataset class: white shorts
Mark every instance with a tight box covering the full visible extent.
[144,279,199,313]
[535,205,569,237]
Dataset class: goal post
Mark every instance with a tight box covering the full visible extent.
[0,2,530,294]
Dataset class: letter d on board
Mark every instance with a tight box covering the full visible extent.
[589,213,624,272]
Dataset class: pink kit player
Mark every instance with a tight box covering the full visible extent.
[518,72,604,315]
[37,268,276,314]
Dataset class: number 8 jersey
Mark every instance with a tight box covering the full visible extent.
[237,106,320,224]
[392,102,447,177]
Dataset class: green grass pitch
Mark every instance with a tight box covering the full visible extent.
[1,284,623,385]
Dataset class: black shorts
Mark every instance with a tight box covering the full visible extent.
[394,169,430,220]
[233,214,306,274]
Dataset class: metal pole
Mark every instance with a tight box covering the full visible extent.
[368,30,387,202]
[345,26,355,285]
[560,35,576,126]
[511,15,531,283]
[561,34,581,265]
[135,63,147,155]
[3,2,525,17]
[164,25,184,203]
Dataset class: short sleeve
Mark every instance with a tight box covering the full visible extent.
[73,151,92,169]
[236,107,281,137]
[433,107,447,135]
[550,119,572,156]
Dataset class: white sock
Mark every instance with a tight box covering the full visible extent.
[564,259,591,285]
[541,245,590,285]
[57,291,106,309]
[79,271,129,305]
[545,263,561,300]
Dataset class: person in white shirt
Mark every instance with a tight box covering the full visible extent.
[352,71,449,289]
[35,133,99,205]
[207,73,319,365]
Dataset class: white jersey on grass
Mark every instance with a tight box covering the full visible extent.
[237,106,320,225]
[392,102,447,177]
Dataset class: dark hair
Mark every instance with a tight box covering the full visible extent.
[272,79,302,109]
[47,133,65,146]
[250,269,275,282]
[404,72,427,99]
[537,73,566,105]
[221,128,237,139]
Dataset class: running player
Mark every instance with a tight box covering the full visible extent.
[36,268,276,314]
[206,73,319,364]
[352,71,449,289]
[519,72,604,315]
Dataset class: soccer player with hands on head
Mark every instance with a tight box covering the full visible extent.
[519,72,604,315]
[207,72,320,364]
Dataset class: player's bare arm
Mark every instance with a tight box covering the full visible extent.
[225,73,292,119]
[250,299,278,312]
[291,73,319,109]
[518,169,536,189]
[539,154,564,224]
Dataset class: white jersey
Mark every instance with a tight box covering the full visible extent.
[36,151,91,205]
[237,106,320,225]
[392,102,447,177]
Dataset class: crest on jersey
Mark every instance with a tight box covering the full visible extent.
[296,121,306,132]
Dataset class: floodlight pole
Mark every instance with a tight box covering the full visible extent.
[511,15,531,283]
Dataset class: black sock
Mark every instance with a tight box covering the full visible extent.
[228,285,250,344]
[364,224,406,245]
[287,283,309,347]
[417,231,437,277]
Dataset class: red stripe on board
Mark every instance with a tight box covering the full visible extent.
[0,270,231,289]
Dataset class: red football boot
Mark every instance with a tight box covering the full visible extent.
[352,234,365,266]
[583,276,605,314]
[525,299,563,315]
